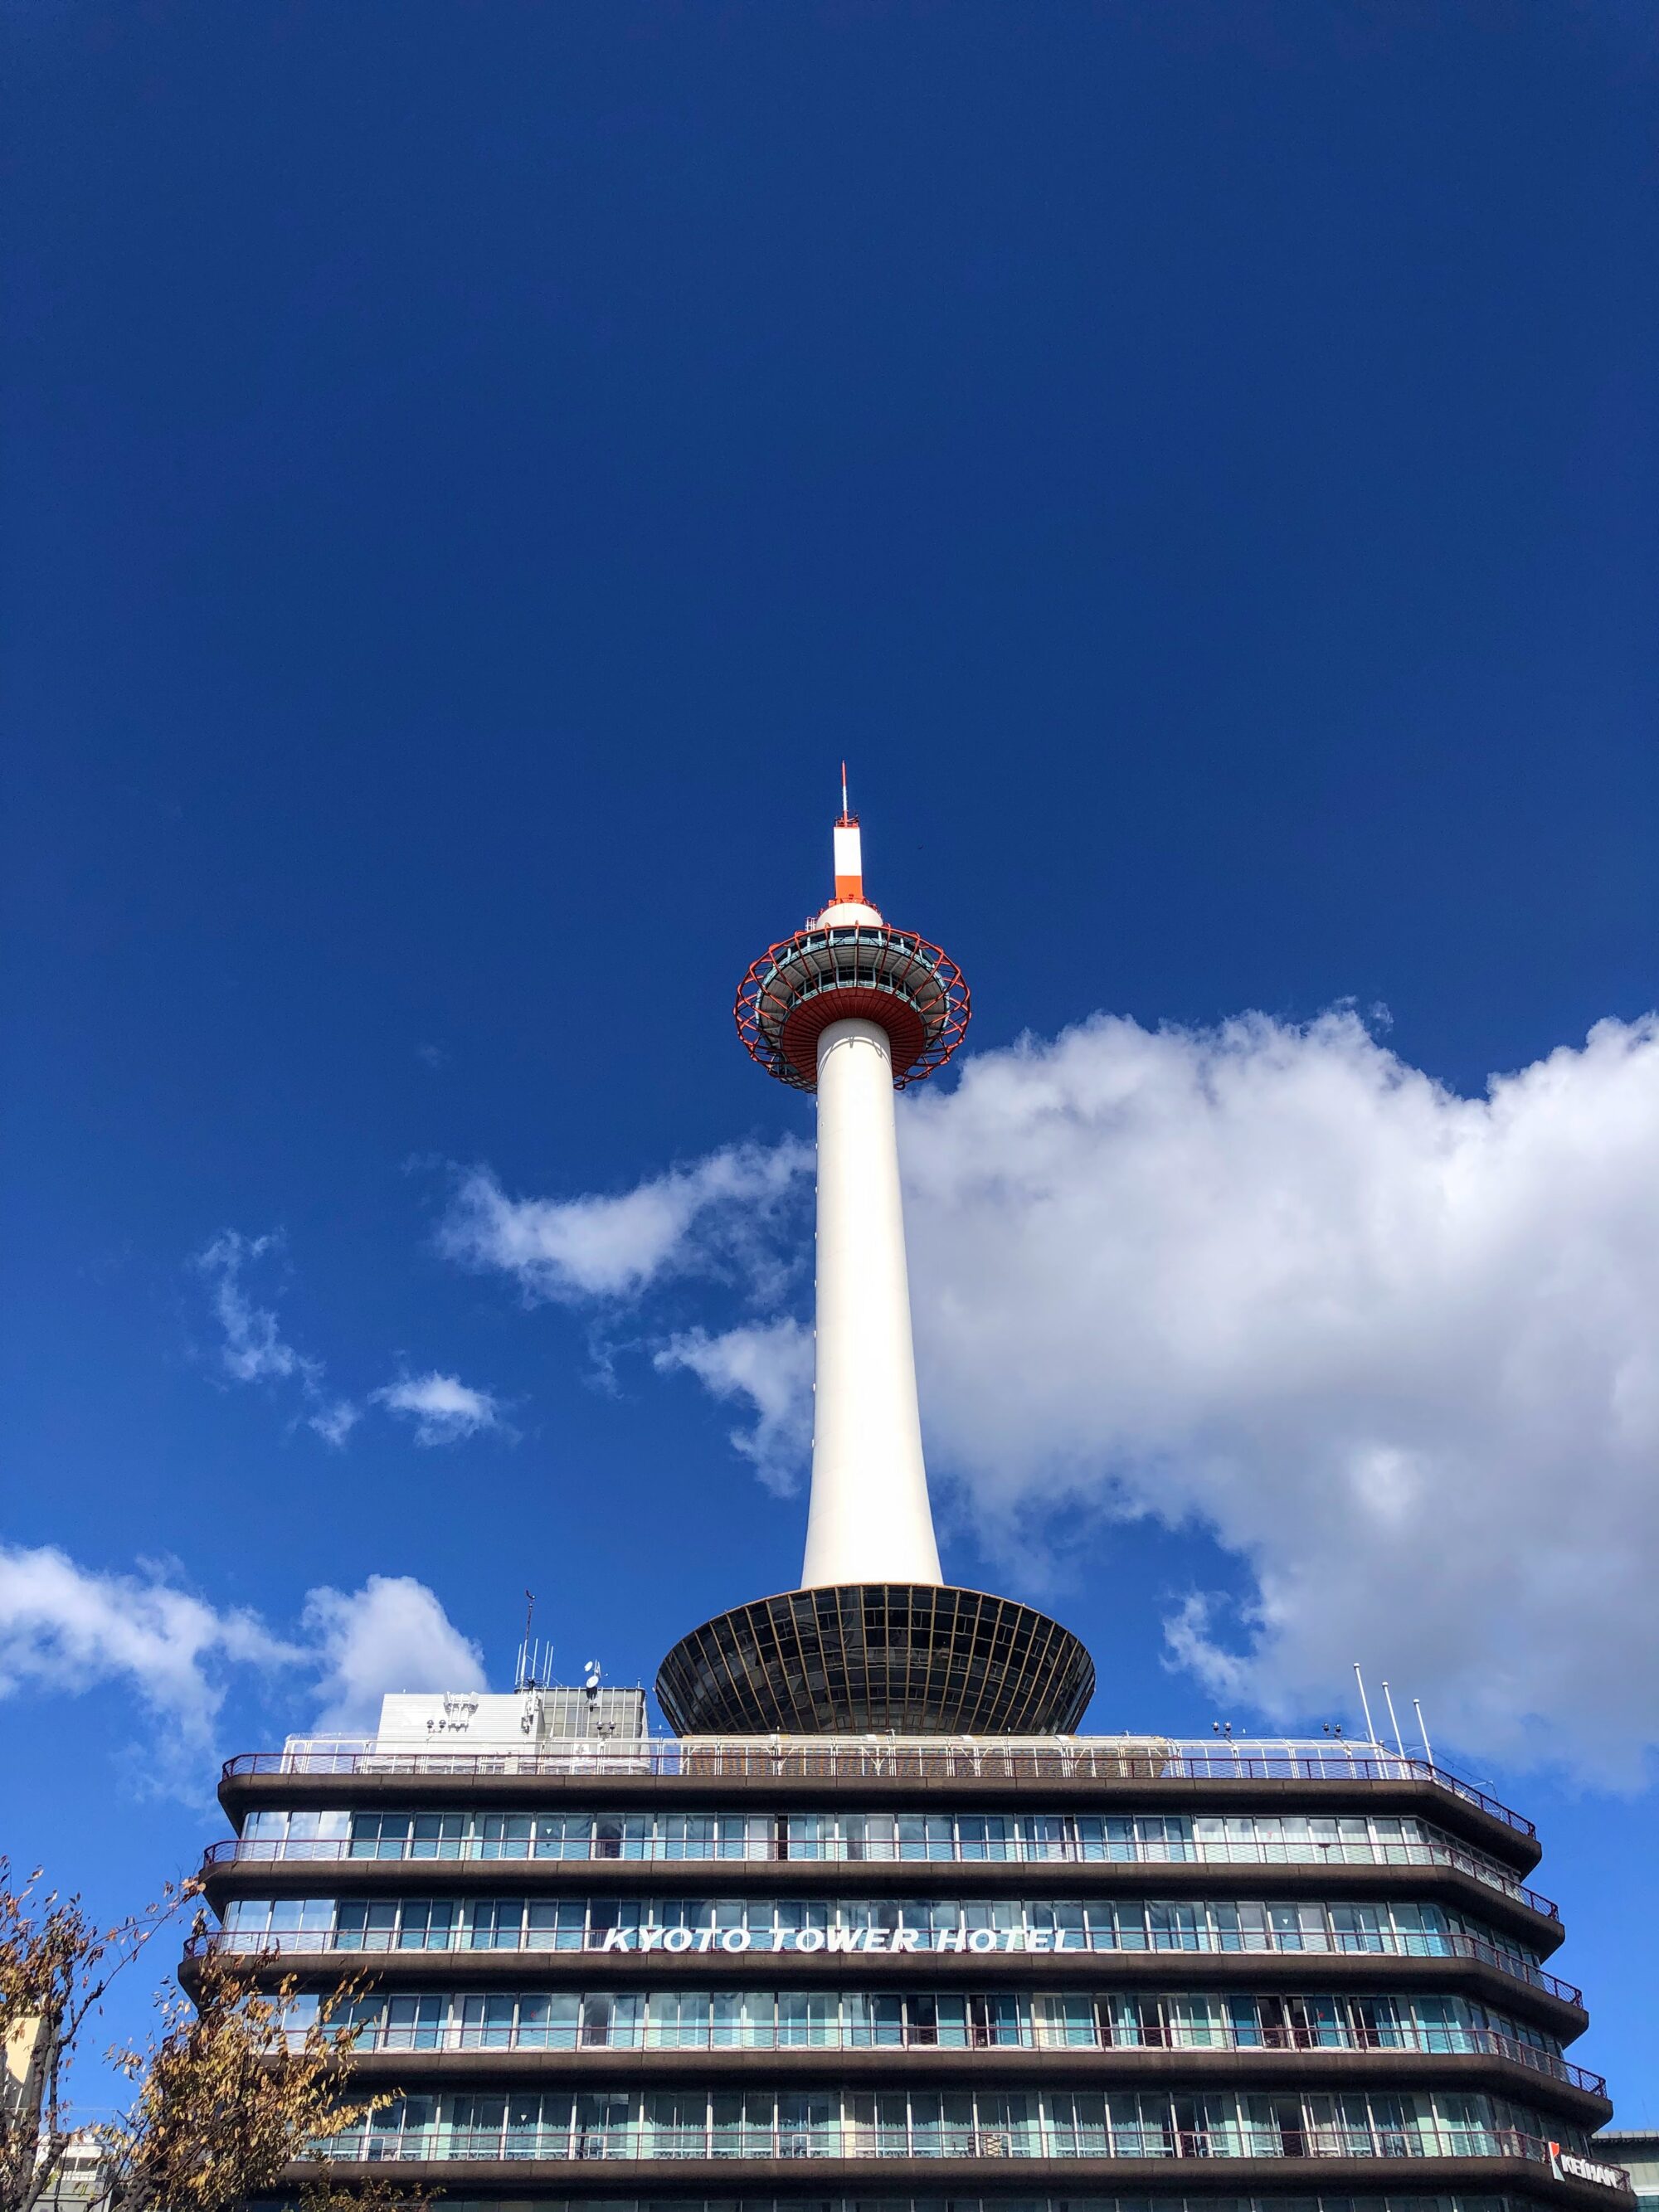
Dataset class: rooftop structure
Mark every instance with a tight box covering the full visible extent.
[187,793,1632,2212]
[1597,2132,1659,2212]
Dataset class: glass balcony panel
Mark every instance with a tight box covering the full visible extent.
[1168,1997,1227,2049]
[479,1816,532,1860]
[774,1993,827,2049]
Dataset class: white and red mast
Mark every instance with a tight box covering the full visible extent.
[736,777,971,1587]
[656,787,1089,1736]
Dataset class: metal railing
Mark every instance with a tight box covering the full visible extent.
[200,1834,1555,1917]
[313,2120,1619,2172]
[222,1741,1535,1839]
[187,1924,1584,2005]
[294,2017,1602,2092]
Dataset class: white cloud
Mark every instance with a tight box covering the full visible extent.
[302,1574,488,1732]
[193,1232,497,1454]
[195,1232,320,1388]
[0,1544,484,1780]
[438,1142,809,1302]
[372,1371,503,1446]
[0,1544,297,1755]
[194,1230,362,1444]
[308,1398,362,1447]
[485,1007,1659,1781]
[655,1319,814,1495]
[888,1009,1659,1777]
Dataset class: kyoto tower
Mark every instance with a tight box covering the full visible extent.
[656,783,1094,1737]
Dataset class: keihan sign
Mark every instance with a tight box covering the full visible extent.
[593,1926,1073,1955]
[1549,2146,1628,2192]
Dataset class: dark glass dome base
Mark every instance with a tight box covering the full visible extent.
[654,1583,1094,1738]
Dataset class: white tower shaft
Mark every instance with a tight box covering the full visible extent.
[801,1015,944,1587]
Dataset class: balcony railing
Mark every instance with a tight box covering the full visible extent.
[201,1835,1556,1917]
[222,1742,1535,1839]
[292,2017,1603,2092]
[313,2119,1621,2173]
[187,1924,1584,2005]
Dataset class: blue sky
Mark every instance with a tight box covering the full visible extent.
[4,0,1658,2122]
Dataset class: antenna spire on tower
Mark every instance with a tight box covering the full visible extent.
[832,768,864,904]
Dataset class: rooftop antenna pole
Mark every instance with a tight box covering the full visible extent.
[1380,1680,1406,1761]
[519,1591,537,1691]
[1353,1662,1379,1748]
[1413,1697,1436,1768]
[840,760,850,822]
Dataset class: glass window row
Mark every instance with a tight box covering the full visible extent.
[282,1986,1564,2065]
[320,2087,1582,2166]
[233,1810,1527,1896]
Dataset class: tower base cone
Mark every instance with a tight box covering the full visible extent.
[655,1583,1094,1738]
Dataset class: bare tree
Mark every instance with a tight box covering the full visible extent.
[0,1863,192,2212]
[103,1929,390,2212]
[1,1868,427,2212]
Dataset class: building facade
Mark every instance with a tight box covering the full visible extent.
[199,1717,1623,2212]
[186,804,1633,2212]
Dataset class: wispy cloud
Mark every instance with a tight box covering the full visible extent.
[195,1228,354,1442]
[308,1398,362,1448]
[455,1007,1659,1782]
[194,1232,499,1452]
[196,1232,320,1388]
[438,1141,810,1303]
[0,1544,484,1786]
[372,1371,504,1446]
[655,1320,813,1495]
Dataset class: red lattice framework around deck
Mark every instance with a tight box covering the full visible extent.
[735,922,971,1092]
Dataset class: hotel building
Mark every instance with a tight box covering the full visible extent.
[192,802,1631,2212]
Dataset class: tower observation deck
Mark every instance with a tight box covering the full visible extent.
[654,790,1095,1738]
